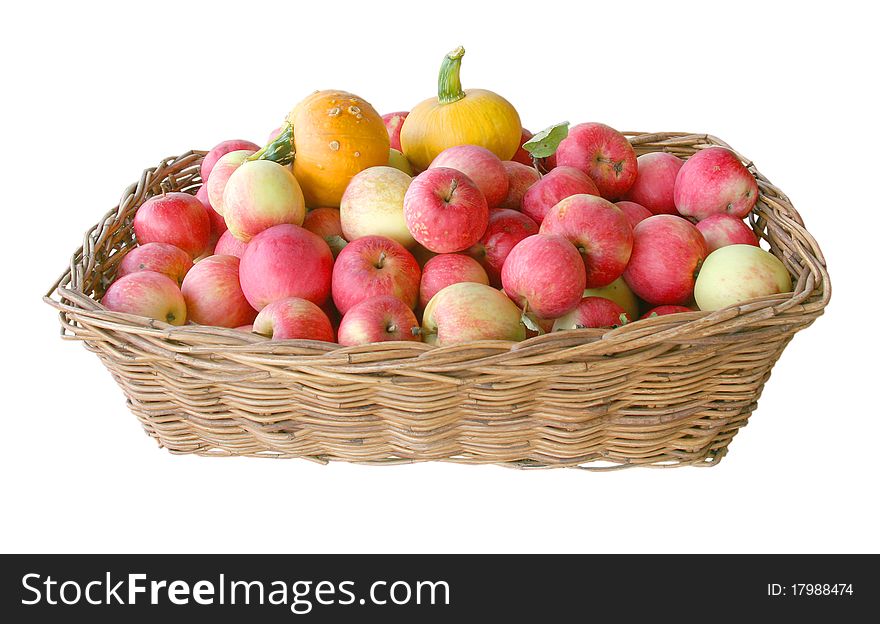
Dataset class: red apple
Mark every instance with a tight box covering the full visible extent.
[382,111,408,152]
[331,235,421,314]
[640,305,695,319]
[552,296,631,330]
[253,297,335,342]
[340,166,414,247]
[511,128,557,170]
[195,184,228,246]
[521,166,599,225]
[303,207,347,257]
[501,234,586,319]
[623,152,684,215]
[337,295,421,346]
[102,271,186,325]
[206,149,256,215]
[467,208,539,286]
[674,147,759,220]
[419,253,489,309]
[421,282,526,346]
[403,167,488,253]
[200,139,260,183]
[498,161,541,211]
[117,242,192,286]
[615,200,653,229]
[429,144,508,208]
[223,159,306,242]
[695,213,759,252]
[622,215,709,305]
[555,122,637,200]
[239,224,333,311]
[539,194,633,288]
[180,255,257,328]
[133,192,211,259]
[213,229,248,259]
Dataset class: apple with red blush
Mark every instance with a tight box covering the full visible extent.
[419,253,489,309]
[331,235,421,314]
[615,200,652,229]
[223,160,305,242]
[213,229,248,259]
[117,242,193,286]
[640,305,695,319]
[337,295,421,346]
[498,161,541,211]
[421,282,526,346]
[467,208,538,286]
[521,166,599,225]
[102,271,186,326]
[382,111,408,152]
[133,192,211,259]
[239,224,333,311]
[552,296,631,330]
[695,213,759,252]
[674,147,758,220]
[555,122,637,200]
[429,145,508,208]
[201,139,260,183]
[180,255,257,328]
[623,152,684,215]
[253,297,335,342]
[206,149,256,215]
[303,207,347,257]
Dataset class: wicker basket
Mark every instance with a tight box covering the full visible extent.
[44,132,830,470]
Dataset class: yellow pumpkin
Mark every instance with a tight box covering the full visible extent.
[400,47,522,172]
[254,90,389,208]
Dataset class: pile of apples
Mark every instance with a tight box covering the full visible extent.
[103,51,793,347]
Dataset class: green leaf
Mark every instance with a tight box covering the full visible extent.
[523,121,570,159]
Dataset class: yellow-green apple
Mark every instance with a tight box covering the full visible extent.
[340,166,414,247]
[303,207,347,257]
[206,149,256,215]
[674,147,758,220]
[583,276,641,321]
[552,296,631,330]
[388,149,413,175]
[180,255,257,327]
[403,167,488,253]
[640,304,695,319]
[382,111,408,151]
[540,194,633,288]
[521,165,599,225]
[615,200,652,229]
[419,254,489,309]
[195,184,228,246]
[213,229,248,259]
[467,208,538,286]
[102,271,186,325]
[200,139,260,183]
[239,224,333,311]
[421,282,525,345]
[117,242,193,286]
[222,160,305,242]
[623,152,684,215]
[499,161,541,211]
[501,234,586,319]
[623,215,708,305]
[694,244,792,311]
[695,213,759,252]
[253,297,335,341]
[133,192,211,259]
[429,145,509,208]
[331,235,421,314]
[337,295,421,346]
[555,122,638,200]
[511,128,557,170]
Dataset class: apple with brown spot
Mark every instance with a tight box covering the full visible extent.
[117,242,192,286]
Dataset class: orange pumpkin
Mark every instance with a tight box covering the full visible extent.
[254,90,389,208]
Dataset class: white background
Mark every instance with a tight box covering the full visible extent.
[2,0,878,554]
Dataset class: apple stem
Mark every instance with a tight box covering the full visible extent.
[386,323,398,333]
[443,178,459,203]
[437,46,466,105]
[248,122,295,166]
[375,251,387,269]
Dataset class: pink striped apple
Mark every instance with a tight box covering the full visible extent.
[555,123,638,200]
[181,255,257,328]
[117,242,193,286]
[337,295,421,346]
[331,235,421,314]
[102,271,186,325]
[253,297,335,342]
[674,147,758,220]
[521,166,599,225]
[133,192,211,259]
[623,152,684,215]
[419,254,489,309]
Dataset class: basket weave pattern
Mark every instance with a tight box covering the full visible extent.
[45,133,829,470]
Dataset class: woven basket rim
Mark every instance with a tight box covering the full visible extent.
[44,131,831,365]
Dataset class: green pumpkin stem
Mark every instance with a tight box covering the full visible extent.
[438,46,466,105]
[247,122,295,166]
